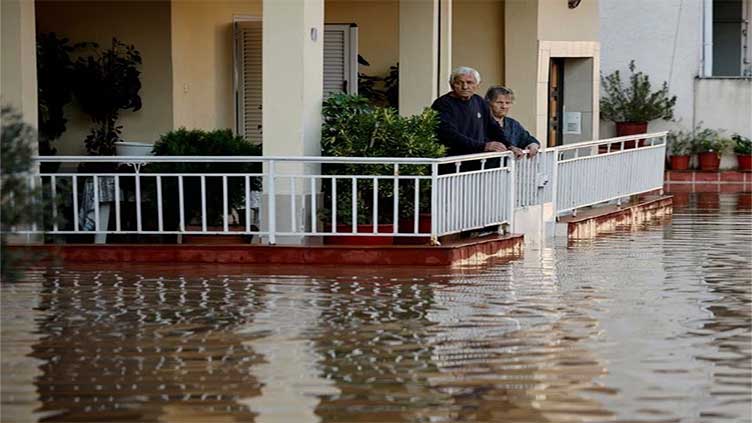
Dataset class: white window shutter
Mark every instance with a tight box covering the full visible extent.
[323,24,358,97]
[234,20,263,144]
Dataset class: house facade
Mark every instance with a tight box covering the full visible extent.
[2,0,602,157]
[599,0,752,143]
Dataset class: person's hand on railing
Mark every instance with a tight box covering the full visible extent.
[527,144,539,158]
[510,146,525,159]
[484,141,507,152]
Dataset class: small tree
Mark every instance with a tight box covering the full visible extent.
[600,60,677,123]
[1,107,43,282]
[72,38,142,156]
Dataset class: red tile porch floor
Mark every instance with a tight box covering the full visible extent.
[9,233,524,267]
[664,170,752,193]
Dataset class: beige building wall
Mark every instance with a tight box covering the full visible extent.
[504,0,539,132]
[538,0,599,42]
[35,1,173,155]
[451,0,504,95]
[1,0,38,130]
[325,0,398,77]
[171,0,262,131]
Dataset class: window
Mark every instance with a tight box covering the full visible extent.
[323,24,358,97]
[234,19,263,144]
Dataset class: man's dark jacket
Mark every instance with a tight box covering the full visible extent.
[431,93,509,156]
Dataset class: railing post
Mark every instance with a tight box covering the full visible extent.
[268,160,277,245]
[507,155,516,234]
[551,149,560,221]
[430,162,439,245]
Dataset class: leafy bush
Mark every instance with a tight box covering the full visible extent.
[601,60,677,123]
[732,134,752,155]
[1,107,44,282]
[72,38,142,156]
[692,127,731,156]
[148,129,262,227]
[667,129,693,156]
[320,94,445,224]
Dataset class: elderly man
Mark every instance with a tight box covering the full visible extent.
[431,67,509,157]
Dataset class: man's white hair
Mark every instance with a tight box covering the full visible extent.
[449,66,481,84]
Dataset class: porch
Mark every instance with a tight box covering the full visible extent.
[7,132,670,266]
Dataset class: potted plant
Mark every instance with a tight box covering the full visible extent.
[732,134,752,171]
[320,94,444,245]
[693,128,730,172]
[666,129,692,170]
[147,129,262,243]
[71,38,142,166]
[601,60,677,140]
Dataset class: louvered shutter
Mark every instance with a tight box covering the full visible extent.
[235,20,263,144]
[323,24,358,98]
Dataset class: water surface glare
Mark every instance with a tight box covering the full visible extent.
[2,193,751,422]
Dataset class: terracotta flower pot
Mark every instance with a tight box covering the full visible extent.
[737,154,752,171]
[698,152,721,171]
[670,155,690,171]
[324,223,394,245]
[615,121,648,149]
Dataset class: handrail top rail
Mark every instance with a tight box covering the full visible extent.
[549,131,668,152]
[33,151,513,165]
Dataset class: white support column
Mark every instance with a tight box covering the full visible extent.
[399,0,445,117]
[1,0,38,128]
[438,0,453,97]
[262,0,324,245]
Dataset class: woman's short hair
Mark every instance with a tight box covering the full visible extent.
[449,67,481,85]
[485,86,515,102]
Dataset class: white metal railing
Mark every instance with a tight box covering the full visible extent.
[514,150,554,208]
[21,152,515,245]
[551,132,667,215]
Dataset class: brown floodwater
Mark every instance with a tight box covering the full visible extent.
[2,192,751,423]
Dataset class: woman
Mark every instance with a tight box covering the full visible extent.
[484,86,540,157]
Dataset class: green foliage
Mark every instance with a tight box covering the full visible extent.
[692,127,731,156]
[37,33,85,160]
[1,107,43,282]
[320,93,445,224]
[600,60,677,123]
[148,129,262,227]
[72,38,142,156]
[732,134,752,155]
[667,129,693,156]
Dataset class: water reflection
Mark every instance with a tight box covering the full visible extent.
[0,193,750,422]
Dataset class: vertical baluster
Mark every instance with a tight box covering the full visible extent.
[372,177,378,233]
[114,175,121,232]
[222,175,228,232]
[200,175,206,232]
[178,176,185,232]
[157,175,164,233]
[93,175,100,232]
[413,179,419,233]
[29,176,38,232]
[268,160,276,244]
[51,175,58,232]
[73,175,79,232]
[331,177,337,232]
[310,177,316,233]
[393,164,399,234]
[351,177,357,233]
[136,174,142,232]
[290,177,296,233]
[245,175,251,233]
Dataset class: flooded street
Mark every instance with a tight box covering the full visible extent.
[2,192,751,422]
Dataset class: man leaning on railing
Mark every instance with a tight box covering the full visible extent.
[431,66,511,170]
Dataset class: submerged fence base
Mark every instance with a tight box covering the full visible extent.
[8,233,523,267]
[557,195,673,239]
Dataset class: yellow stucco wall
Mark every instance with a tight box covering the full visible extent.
[451,0,505,95]
[538,0,599,42]
[325,0,398,78]
[35,1,173,155]
[170,1,262,131]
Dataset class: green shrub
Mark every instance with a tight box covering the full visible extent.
[692,127,731,156]
[600,60,677,123]
[1,107,44,282]
[732,134,752,155]
[148,129,262,227]
[667,129,693,156]
[320,94,445,224]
